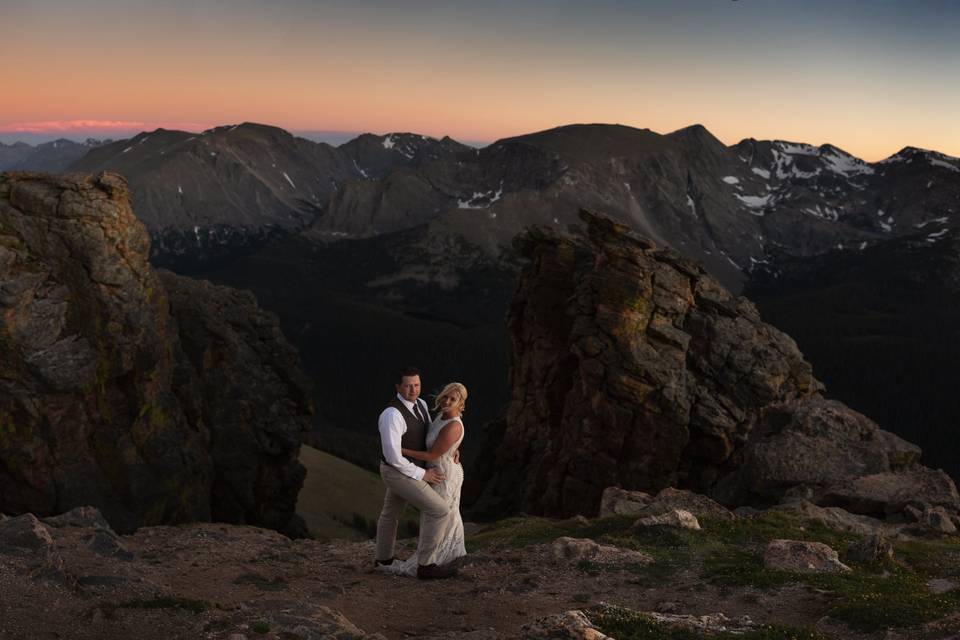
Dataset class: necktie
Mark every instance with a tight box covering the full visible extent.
[413,402,425,424]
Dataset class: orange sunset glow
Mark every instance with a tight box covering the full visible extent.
[4,0,959,160]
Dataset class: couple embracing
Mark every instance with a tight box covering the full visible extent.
[374,366,467,580]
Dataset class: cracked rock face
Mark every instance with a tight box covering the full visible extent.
[474,209,957,521]
[477,209,820,517]
[0,172,310,535]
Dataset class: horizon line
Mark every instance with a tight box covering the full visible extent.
[0,120,953,162]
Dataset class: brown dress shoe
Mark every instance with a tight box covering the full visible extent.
[417,563,458,580]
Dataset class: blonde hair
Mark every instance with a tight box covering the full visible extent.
[433,382,468,415]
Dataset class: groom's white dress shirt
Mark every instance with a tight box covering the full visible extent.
[378,393,429,481]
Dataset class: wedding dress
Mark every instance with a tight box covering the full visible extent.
[381,414,466,576]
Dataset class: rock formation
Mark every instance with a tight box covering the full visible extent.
[0,172,311,535]
[474,209,959,525]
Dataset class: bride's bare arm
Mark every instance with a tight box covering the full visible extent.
[401,421,464,462]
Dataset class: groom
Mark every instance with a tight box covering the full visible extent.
[374,366,457,579]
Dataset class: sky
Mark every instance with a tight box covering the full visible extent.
[2,0,959,160]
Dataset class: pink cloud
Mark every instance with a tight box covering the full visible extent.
[0,119,210,134]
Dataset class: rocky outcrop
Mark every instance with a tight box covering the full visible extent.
[0,172,311,534]
[474,209,959,526]
[477,209,820,517]
[160,272,312,535]
[715,396,922,505]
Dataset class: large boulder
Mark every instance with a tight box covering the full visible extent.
[0,514,54,555]
[768,500,886,536]
[637,487,736,522]
[819,468,960,517]
[0,172,311,535]
[716,396,922,506]
[763,539,851,573]
[598,487,653,517]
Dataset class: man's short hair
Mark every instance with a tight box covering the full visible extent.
[397,366,421,383]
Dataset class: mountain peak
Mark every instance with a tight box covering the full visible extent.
[878,146,960,172]
[498,123,668,161]
[667,123,717,139]
[665,123,728,153]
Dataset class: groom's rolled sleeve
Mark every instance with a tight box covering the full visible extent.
[378,408,425,481]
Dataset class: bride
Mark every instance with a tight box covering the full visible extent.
[380,382,467,576]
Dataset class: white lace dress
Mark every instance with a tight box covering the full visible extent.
[382,415,466,576]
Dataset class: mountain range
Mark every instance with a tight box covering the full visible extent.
[0,138,109,173]
[5,120,957,480]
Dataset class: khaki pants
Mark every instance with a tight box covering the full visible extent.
[375,464,450,565]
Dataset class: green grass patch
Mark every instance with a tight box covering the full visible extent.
[591,605,828,640]
[250,620,270,634]
[119,597,211,614]
[232,573,288,591]
[809,566,960,632]
[468,510,960,633]
[702,548,792,589]
[466,515,586,551]
[893,536,960,578]
[297,445,418,541]
[702,544,960,631]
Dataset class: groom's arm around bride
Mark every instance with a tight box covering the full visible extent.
[373,366,455,579]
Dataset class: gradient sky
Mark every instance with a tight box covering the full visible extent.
[3,0,959,160]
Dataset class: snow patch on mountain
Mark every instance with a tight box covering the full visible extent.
[778,142,819,156]
[822,149,875,177]
[458,182,504,209]
[764,141,872,179]
[770,148,820,180]
[736,193,771,214]
[352,159,369,179]
[803,205,840,221]
[915,217,949,228]
[930,157,960,173]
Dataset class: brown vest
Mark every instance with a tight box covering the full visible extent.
[384,397,429,469]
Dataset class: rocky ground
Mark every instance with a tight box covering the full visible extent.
[2,504,959,640]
